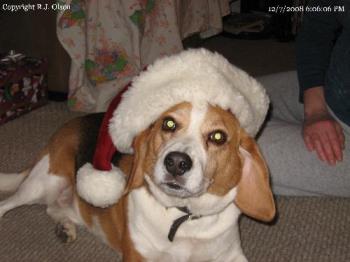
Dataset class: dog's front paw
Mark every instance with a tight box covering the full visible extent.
[55,221,77,243]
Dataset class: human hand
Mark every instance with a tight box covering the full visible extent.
[303,111,345,165]
[303,86,345,166]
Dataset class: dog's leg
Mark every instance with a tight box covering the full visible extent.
[46,187,79,244]
[0,155,66,218]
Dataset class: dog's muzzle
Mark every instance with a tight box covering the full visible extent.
[153,137,207,198]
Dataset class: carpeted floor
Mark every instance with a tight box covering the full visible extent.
[1,36,350,261]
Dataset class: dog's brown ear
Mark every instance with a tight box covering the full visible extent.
[234,128,276,222]
[123,128,151,194]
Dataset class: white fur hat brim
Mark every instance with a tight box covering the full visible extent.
[109,48,269,153]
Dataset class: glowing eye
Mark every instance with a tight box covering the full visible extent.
[162,117,177,131]
[209,130,227,145]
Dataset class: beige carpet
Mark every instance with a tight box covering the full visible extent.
[1,103,350,262]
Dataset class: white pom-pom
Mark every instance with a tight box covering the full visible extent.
[76,163,126,208]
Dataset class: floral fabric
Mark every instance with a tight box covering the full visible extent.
[57,0,229,112]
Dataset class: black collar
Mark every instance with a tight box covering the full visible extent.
[168,207,202,242]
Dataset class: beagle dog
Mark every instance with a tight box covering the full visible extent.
[0,102,275,261]
[0,49,275,261]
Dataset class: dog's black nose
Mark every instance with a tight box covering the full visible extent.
[164,151,192,176]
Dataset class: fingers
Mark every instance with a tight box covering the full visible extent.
[315,131,340,165]
[327,127,343,162]
[303,119,345,166]
[321,133,337,165]
[304,133,328,163]
[304,135,314,152]
[334,123,345,149]
[308,133,336,165]
[313,138,327,162]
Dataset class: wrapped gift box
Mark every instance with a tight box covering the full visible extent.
[0,51,48,125]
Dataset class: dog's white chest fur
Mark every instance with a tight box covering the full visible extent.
[127,187,247,262]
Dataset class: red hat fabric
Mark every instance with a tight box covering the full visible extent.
[92,84,130,171]
[76,84,130,208]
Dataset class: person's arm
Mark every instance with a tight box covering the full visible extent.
[296,0,344,165]
[296,0,341,101]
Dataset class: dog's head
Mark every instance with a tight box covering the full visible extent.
[124,102,275,222]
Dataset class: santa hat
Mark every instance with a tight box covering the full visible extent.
[76,48,269,208]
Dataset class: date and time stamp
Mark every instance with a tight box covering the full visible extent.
[268,4,346,14]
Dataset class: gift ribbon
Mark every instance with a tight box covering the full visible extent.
[1,50,25,63]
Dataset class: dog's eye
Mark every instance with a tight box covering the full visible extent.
[162,117,177,132]
[208,130,227,145]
